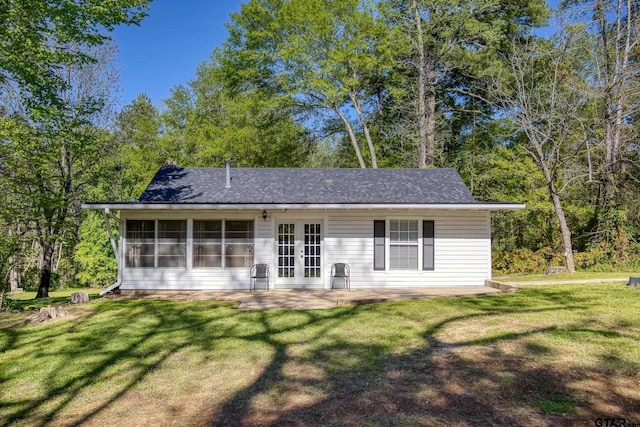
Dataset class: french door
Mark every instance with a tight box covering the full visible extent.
[276,221,322,286]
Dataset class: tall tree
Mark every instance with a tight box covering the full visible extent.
[382,0,549,167]
[0,0,150,108]
[161,54,311,168]
[561,0,640,243]
[113,93,164,200]
[491,37,588,272]
[223,0,394,168]
[0,43,120,298]
[0,0,151,298]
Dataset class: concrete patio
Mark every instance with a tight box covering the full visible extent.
[115,285,503,310]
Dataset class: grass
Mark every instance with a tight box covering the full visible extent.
[496,271,639,282]
[1,284,639,425]
[5,288,100,311]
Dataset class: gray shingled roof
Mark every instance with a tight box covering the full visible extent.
[138,166,477,204]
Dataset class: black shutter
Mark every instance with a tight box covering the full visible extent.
[373,220,385,271]
[423,220,434,271]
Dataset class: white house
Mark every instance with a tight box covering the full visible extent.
[83,164,524,293]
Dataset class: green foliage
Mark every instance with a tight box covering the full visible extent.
[0,0,150,107]
[493,249,548,274]
[75,212,117,288]
[223,0,395,167]
[160,56,312,168]
[112,93,164,200]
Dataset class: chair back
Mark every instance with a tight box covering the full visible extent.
[333,263,348,277]
[253,264,269,278]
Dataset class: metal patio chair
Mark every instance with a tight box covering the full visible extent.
[250,264,269,291]
[330,263,350,290]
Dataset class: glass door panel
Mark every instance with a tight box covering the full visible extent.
[277,223,295,278]
[303,223,321,278]
[275,221,323,285]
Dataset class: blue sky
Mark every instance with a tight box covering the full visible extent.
[113,0,245,109]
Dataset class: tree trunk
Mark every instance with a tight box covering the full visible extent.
[538,159,576,273]
[333,104,367,168]
[36,240,55,299]
[595,0,633,217]
[549,184,576,273]
[424,83,436,166]
[349,91,378,168]
[413,1,436,168]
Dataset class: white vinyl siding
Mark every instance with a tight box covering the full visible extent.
[324,209,491,288]
[119,208,491,290]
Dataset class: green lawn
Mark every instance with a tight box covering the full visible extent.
[6,288,100,311]
[1,284,639,426]
[496,271,638,283]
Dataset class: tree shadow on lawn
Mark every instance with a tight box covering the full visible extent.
[208,292,640,426]
[0,298,366,426]
[1,287,639,426]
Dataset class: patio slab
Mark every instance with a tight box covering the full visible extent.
[115,286,502,310]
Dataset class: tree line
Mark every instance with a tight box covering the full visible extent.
[1,0,638,299]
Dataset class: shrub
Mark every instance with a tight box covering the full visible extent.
[493,249,547,274]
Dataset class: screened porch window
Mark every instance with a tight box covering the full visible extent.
[157,220,187,267]
[125,220,155,268]
[193,220,222,267]
[389,220,419,270]
[224,220,254,268]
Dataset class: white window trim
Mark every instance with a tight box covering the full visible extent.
[380,217,434,272]
[124,218,255,270]
[123,219,157,269]
[386,218,421,271]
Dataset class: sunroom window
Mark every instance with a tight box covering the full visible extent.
[125,220,155,268]
[225,220,254,268]
[125,219,255,269]
[157,220,187,267]
[193,220,222,268]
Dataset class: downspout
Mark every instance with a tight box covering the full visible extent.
[100,208,123,296]
[225,159,231,189]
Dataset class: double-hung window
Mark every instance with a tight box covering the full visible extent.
[373,219,435,271]
[390,220,419,270]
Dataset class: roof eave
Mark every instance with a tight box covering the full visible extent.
[82,202,526,211]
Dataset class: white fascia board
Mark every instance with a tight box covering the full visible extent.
[82,202,526,211]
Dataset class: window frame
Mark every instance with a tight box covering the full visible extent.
[223,220,255,269]
[373,218,435,272]
[157,219,187,268]
[124,218,255,270]
[125,219,156,268]
[192,219,223,269]
[389,219,420,270]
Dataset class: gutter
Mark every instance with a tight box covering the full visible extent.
[83,202,526,211]
[99,279,121,296]
[98,208,122,296]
